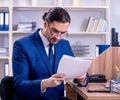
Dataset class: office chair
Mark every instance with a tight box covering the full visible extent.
[0,76,14,100]
[0,76,71,100]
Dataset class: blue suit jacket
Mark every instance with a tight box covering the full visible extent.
[12,29,74,100]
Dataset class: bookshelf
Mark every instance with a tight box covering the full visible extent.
[0,0,110,80]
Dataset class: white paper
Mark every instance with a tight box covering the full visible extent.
[57,55,91,80]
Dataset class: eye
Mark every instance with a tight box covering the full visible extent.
[61,32,67,35]
[52,28,59,33]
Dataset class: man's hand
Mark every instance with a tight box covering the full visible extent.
[76,73,87,83]
[42,73,65,90]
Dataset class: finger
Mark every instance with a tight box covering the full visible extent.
[53,73,66,78]
[77,73,86,78]
[57,73,66,77]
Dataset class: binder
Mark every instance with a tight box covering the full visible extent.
[4,12,9,30]
[0,12,4,30]
[0,12,9,31]
[111,28,119,46]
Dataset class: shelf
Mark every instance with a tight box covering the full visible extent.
[13,6,54,10]
[0,31,9,35]
[12,6,109,11]
[68,32,108,35]
[0,7,9,11]
[12,31,33,34]
[12,31,108,35]
[0,6,9,8]
[62,6,109,9]
[0,56,9,60]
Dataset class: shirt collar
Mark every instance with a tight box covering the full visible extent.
[39,29,49,48]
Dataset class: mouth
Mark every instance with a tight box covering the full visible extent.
[51,37,60,44]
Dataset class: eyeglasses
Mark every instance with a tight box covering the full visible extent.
[48,26,68,38]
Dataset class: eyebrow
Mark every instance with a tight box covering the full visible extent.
[52,27,67,33]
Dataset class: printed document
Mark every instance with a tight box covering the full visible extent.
[57,55,91,80]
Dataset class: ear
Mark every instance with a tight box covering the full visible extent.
[44,20,48,28]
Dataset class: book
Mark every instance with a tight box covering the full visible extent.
[90,18,97,32]
[73,0,80,7]
[95,18,103,32]
[4,12,9,30]
[88,83,110,93]
[4,62,9,76]
[58,0,62,6]
[93,18,100,32]
[88,18,95,32]
[100,19,108,32]
[86,16,93,32]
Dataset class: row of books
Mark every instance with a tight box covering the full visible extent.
[86,16,108,32]
[18,0,80,6]
[17,21,37,32]
[0,12,9,31]
[58,0,80,6]
[0,48,8,56]
[17,22,36,32]
[71,42,89,57]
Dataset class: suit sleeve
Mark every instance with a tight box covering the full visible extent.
[12,41,43,98]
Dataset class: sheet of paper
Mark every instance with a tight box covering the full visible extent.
[57,55,91,80]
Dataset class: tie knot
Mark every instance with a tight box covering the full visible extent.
[49,43,53,55]
[49,43,53,47]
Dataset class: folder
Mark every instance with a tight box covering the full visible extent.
[4,12,9,31]
[0,12,4,30]
[0,12,9,31]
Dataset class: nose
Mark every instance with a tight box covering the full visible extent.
[54,35,62,40]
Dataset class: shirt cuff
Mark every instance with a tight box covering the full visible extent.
[41,80,46,93]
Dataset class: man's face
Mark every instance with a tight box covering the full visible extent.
[44,21,69,44]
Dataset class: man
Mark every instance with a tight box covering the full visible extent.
[12,7,88,100]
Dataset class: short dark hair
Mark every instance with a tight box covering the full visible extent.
[42,7,71,24]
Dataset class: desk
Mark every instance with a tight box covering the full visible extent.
[66,81,120,100]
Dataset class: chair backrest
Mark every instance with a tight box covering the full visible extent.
[0,76,14,100]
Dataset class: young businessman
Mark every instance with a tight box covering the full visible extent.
[12,7,88,100]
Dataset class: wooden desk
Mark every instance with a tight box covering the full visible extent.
[88,47,120,80]
[66,81,120,100]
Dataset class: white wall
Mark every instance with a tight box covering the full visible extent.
[110,0,120,39]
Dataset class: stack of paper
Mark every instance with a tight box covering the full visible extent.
[110,79,120,93]
[57,55,91,80]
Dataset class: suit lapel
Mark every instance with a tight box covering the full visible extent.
[32,29,53,75]
[53,44,61,74]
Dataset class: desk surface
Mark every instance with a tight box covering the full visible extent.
[66,81,120,100]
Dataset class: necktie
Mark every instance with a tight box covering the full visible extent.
[49,44,54,73]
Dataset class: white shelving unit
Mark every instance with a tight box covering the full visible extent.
[0,0,110,79]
